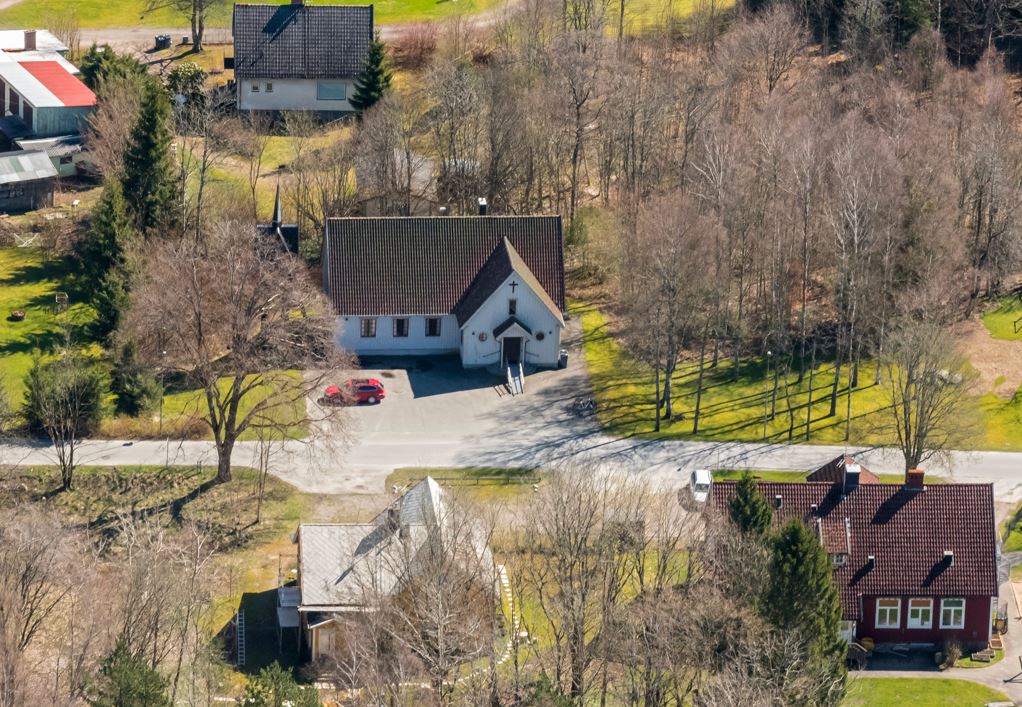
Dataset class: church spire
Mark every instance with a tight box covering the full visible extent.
[271,182,283,229]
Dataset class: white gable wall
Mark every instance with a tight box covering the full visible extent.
[337,314,460,356]
[459,272,562,368]
[238,78,355,112]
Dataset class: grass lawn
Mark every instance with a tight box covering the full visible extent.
[1000,499,1022,552]
[577,300,1022,451]
[100,370,308,440]
[386,466,538,500]
[620,0,735,34]
[981,295,1022,341]
[0,0,504,30]
[0,246,97,403]
[842,677,1010,706]
[957,647,1004,668]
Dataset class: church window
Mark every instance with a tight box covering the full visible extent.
[393,318,409,337]
[508,299,517,316]
[360,318,376,338]
[426,318,442,337]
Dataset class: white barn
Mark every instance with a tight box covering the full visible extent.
[231,1,371,115]
[322,215,566,370]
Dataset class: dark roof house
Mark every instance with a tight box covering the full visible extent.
[232,2,373,80]
[323,214,568,372]
[323,215,565,317]
[712,468,998,648]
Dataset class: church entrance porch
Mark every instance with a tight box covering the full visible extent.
[502,336,522,367]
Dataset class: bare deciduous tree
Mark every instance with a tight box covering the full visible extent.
[123,218,352,483]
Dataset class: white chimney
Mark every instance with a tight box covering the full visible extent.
[944,550,954,566]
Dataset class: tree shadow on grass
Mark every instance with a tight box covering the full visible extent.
[216,587,303,676]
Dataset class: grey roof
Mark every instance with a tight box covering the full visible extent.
[15,134,82,158]
[0,150,57,184]
[298,477,481,611]
[232,3,373,80]
[323,216,566,318]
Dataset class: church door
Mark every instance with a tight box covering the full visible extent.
[503,337,522,366]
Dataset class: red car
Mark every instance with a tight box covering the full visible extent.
[323,378,386,405]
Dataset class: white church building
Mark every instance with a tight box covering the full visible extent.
[322,215,566,370]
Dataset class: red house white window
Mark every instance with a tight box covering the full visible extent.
[940,598,965,629]
[907,598,933,629]
[876,598,901,629]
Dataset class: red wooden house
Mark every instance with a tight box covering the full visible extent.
[712,468,998,649]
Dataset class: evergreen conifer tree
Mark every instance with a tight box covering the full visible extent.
[122,79,179,234]
[761,519,847,702]
[349,35,392,113]
[728,471,773,535]
[77,180,136,339]
[88,638,170,707]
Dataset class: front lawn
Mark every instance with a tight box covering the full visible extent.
[577,301,892,446]
[0,246,97,403]
[577,300,1022,451]
[0,0,504,29]
[841,677,1010,706]
[386,466,538,500]
[99,370,308,441]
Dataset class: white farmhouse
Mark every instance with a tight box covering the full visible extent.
[231,0,372,115]
[322,215,567,370]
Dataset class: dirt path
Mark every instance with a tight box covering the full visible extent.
[955,318,1022,398]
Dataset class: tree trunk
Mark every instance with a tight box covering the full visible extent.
[805,337,817,440]
[829,335,842,418]
[654,361,661,432]
[215,439,234,484]
[693,338,707,434]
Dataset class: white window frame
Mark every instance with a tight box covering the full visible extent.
[359,318,376,338]
[425,317,442,337]
[265,82,273,93]
[393,317,409,338]
[250,82,260,93]
[317,82,346,101]
[940,598,965,629]
[875,598,901,629]
[907,598,933,629]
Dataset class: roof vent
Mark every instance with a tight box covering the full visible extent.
[477,197,488,216]
[774,494,783,509]
[944,550,954,566]
[810,503,818,515]
[867,554,876,567]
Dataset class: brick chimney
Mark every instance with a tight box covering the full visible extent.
[24,30,36,51]
[906,468,925,489]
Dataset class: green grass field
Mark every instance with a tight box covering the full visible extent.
[386,466,538,500]
[0,246,97,403]
[841,677,1010,706]
[0,0,503,30]
[982,295,1022,341]
[577,301,1022,451]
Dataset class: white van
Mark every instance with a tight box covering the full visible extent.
[689,469,712,504]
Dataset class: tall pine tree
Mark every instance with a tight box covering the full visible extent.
[761,519,847,703]
[728,471,773,535]
[122,79,179,234]
[77,180,136,339]
[349,35,392,113]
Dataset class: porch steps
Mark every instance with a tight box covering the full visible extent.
[235,610,246,667]
[991,634,1004,651]
[506,364,525,396]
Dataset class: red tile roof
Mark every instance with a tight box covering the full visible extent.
[807,454,881,484]
[19,61,95,107]
[712,480,998,620]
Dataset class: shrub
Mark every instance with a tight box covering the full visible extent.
[391,23,437,69]
[941,638,962,669]
[23,355,107,436]
[111,343,161,417]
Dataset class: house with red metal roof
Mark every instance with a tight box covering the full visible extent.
[0,30,95,180]
[712,468,998,651]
